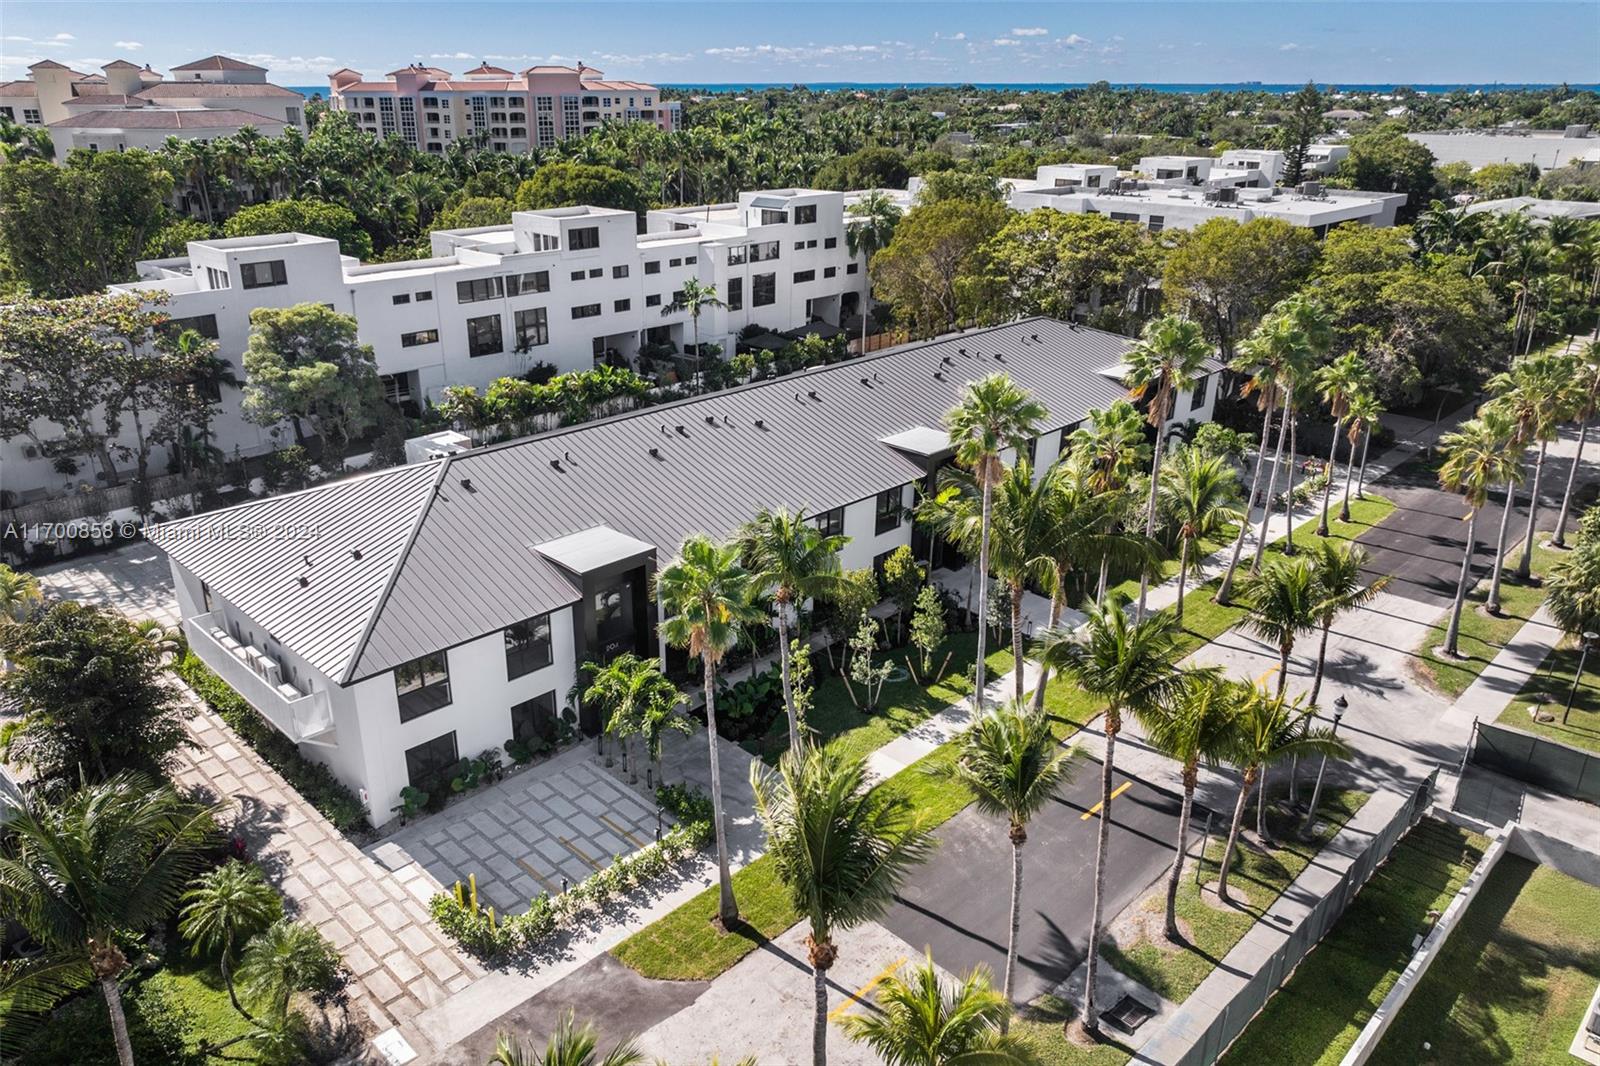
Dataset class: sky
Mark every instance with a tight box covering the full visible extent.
[2,1,1596,87]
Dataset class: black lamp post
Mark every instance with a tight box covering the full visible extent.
[1562,631,1598,726]
[1301,695,1347,838]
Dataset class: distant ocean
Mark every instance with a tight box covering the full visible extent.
[286,81,1590,99]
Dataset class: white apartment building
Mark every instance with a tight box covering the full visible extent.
[2,189,868,502]
[1407,127,1598,170]
[0,55,305,159]
[327,62,678,154]
[149,317,1219,821]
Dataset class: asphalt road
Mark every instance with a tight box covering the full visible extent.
[879,755,1190,1005]
[1351,458,1507,608]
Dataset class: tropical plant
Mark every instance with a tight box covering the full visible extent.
[847,616,893,711]
[1339,390,1384,520]
[490,1009,644,1066]
[1437,409,1522,656]
[739,507,845,751]
[751,742,935,1066]
[179,860,283,1020]
[1240,556,1319,698]
[845,189,904,352]
[234,919,341,1020]
[657,534,764,927]
[1157,448,1243,626]
[664,278,725,394]
[585,654,682,784]
[1066,400,1150,601]
[944,701,1073,1014]
[839,954,1039,1066]
[1484,350,1575,597]
[1032,593,1179,1034]
[943,373,1046,714]
[0,563,42,625]
[909,584,948,679]
[1306,541,1392,706]
[1313,352,1374,537]
[1552,342,1600,548]
[0,774,215,1066]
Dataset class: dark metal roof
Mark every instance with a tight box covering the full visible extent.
[161,318,1142,684]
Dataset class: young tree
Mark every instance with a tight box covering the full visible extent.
[844,190,903,352]
[840,955,1037,1066]
[751,743,934,1066]
[880,545,924,643]
[179,861,283,1021]
[909,584,947,678]
[662,278,724,395]
[1158,448,1243,626]
[234,919,342,1024]
[1307,541,1392,706]
[1437,410,1520,657]
[1313,352,1374,537]
[584,654,679,784]
[847,617,892,711]
[657,535,764,928]
[241,302,385,454]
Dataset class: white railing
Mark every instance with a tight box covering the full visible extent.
[184,613,336,746]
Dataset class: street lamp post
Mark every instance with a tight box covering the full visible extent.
[1562,631,1598,726]
[1301,695,1347,838]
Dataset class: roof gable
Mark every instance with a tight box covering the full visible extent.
[171,54,265,72]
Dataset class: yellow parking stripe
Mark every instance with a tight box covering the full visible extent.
[559,836,602,870]
[601,813,646,848]
[514,856,557,893]
[1255,665,1280,688]
[829,956,908,1021]
[1081,780,1134,821]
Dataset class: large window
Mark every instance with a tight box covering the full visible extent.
[749,241,780,263]
[404,731,458,792]
[727,245,746,266]
[571,303,601,319]
[568,226,600,250]
[514,307,549,349]
[795,204,817,224]
[645,260,661,275]
[612,264,630,279]
[395,652,451,722]
[1190,373,1210,409]
[401,329,439,347]
[506,270,549,296]
[759,209,786,225]
[167,314,219,340]
[752,273,776,307]
[240,260,287,289]
[726,277,743,311]
[456,276,505,303]
[505,613,553,679]
[793,269,815,284]
[510,692,557,745]
[875,486,904,534]
[815,507,844,539]
[466,314,503,357]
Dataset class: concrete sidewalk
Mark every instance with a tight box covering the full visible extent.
[1441,603,1565,728]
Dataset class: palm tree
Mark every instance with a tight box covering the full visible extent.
[1249,304,1324,573]
[1486,350,1577,584]
[663,278,725,394]
[751,743,935,1066]
[1139,669,1242,940]
[584,653,684,784]
[0,563,43,625]
[1067,400,1150,602]
[0,774,215,1066]
[1216,687,1349,902]
[739,507,845,752]
[1313,352,1373,537]
[845,190,903,353]
[943,374,1047,716]
[945,701,1074,1015]
[839,955,1039,1066]
[1032,594,1179,1035]
[179,860,283,1021]
[1241,556,1319,698]
[657,535,764,928]
[1339,390,1384,520]
[635,675,692,788]
[234,919,336,1020]
[1123,315,1213,618]
[490,1009,644,1066]
[1306,541,1392,706]
[1437,410,1521,656]
[1552,341,1600,548]
[1157,448,1243,626]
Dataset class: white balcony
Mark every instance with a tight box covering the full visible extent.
[184,612,337,747]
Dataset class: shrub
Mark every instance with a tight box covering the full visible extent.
[15,980,201,1066]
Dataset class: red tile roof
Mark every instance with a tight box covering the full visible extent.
[0,80,38,97]
[102,60,141,70]
[49,108,286,130]
[170,55,266,72]
[64,94,143,106]
[136,82,303,99]
[464,63,513,75]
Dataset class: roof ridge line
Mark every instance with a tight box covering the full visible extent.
[338,453,454,685]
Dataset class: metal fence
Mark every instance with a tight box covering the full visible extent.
[1166,772,1438,1066]
[2,471,198,526]
[1467,718,1600,805]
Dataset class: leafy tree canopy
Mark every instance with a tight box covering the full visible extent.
[223,198,373,259]
[514,162,650,218]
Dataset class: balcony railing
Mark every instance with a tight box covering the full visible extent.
[184,612,336,746]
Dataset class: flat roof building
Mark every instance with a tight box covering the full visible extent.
[1407,128,1599,170]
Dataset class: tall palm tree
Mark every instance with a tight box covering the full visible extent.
[839,955,1039,1066]
[1339,390,1383,521]
[1139,669,1242,940]
[1552,341,1600,548]
[490,1009,644,1066]
[1306,541,1392,706]
[179,860,282,1021]
[1067,400,1149,601]
[1250,311,1323,573]
[1437,410,1520,657]
[945,701,1074,1015]
[0,774,215,1066]
[1473,390,1530,617]
[1032,594,1180,1035]
[657,535,764,928]
[944,374,1047,716]
[1124,315,1213,618]
[1487,350,1577,584]
[739,507,845,752]
[1157,448,1243,627]
[1313,352,1373,537]
[1241,556,1319,698]
[751,743,935,1066]
[845,190,903,353]
[663,278,725,394]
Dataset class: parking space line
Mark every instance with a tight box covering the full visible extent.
[601,813,646,848]
[559,836,603,870]
[1081,780,1134,821]
[828,955,908,1021]
[514,856,557,893]
[1255,665,1279,688]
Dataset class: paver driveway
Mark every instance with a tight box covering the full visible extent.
[31,541,180,625]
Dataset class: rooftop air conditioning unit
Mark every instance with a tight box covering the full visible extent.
[1214,186,1238,203]
[1299,181,1325,197]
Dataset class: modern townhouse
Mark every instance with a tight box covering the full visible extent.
[2,189,869,502]
[148,316,1220,821]
[327,62,678,154]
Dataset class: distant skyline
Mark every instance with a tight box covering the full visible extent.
[3,2,1596,87]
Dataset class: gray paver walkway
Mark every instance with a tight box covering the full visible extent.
[31,541,179,625]
[1441,603,1564,728]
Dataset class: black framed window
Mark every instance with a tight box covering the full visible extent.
[507,270,549,295]
[824,266,837,278]
[456,276,504,303]
[760,209,786,225]
[612,264,630,278]
[795,204,817,224]
[568,226,600,250]
[1190,373,1210,409]
[466,314,503,357]
[645,260,661,274]
[726,277,742,311]
[505,613,553,678]
[727,245,747,265]
[395,652,451,722]
[240,260,287,289]
[515,307,549,348]
[572,303,601,319]
[392,293,411,305]
[646,294,661,307]
[404,731,458,792]
[669,258,682,268]
[571,270,586,282]
[815,507,844,539]
[846,262,859,274]
[510,691,557,744]
[614,298,631,312]
[401,329,439,347]
[588,267,602,278]
[167,313,219,340]
[875,487,904,534]
[753,273,775,307]
[824,236,838,249]
[793,270,814,284]
[1022,436,1037,466]
[416,291,433,302]
[749,241,780,262]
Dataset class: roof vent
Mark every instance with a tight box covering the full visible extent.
[564,450,574,463]
[1032,333,1041,342]
[302,553,312,567]
[675,424,689,437]
[941,355,954,365]
[754,418,768,430]
[994,352,1006,362]
[704,415,718,426]
[297,575,310,588]
[460,477,474,491]
[873,372,883,383]
[550,458,564,472]
[660,423,671,434]
[934,370,945,381]
[957,347,967,357]
[648,446,664,460]
[349,548,363,560]
[808,390,820,401]
[860,376,872,388]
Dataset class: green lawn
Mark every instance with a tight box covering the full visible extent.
[143,951,259,1060]
[1413,543,1563,699]
[1497,634,1600,756]
[1219,819,1489,1066]
[1369,855,1600,1066]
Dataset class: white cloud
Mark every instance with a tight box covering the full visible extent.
[225,51,341,74]
[702,42,891,63]
[597,51,694,65]
[428,52,476,60]
[1058,34,1091,47]
[1,33,69,48]
[1280,42,1305,51]
[1011,27,1048,37]
[51,33,74,42]
[934,31,966,41]
[114,40,143,50]
[992,38,1020,46]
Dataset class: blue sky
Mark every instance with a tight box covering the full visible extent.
[3,2,1596,86]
